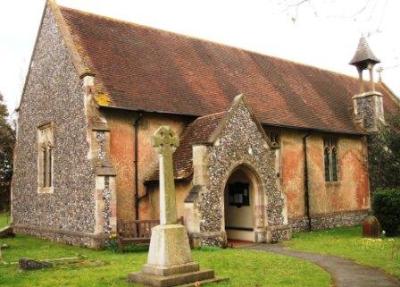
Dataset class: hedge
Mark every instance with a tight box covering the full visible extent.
[373,188,400,236]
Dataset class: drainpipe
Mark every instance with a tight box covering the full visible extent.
[303,132,312,231]
[133,113,143,221]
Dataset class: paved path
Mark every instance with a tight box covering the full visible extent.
[243,244,400,287]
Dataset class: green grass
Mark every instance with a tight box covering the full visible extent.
[286,226,400,278]
[0,235,331,287]
[0,212,11,229]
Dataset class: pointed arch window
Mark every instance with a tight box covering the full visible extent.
[38,124,54,193]
[324,138,338,182]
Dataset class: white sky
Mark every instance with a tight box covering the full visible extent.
[0,0,399,117]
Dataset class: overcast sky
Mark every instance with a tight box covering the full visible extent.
[0,0,399,117]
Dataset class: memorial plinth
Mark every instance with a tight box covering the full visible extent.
[128,126,226,287]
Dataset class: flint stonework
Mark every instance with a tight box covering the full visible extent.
[289,210,369,232]
[10,1,382,251]
[194,97,291,246]
[11,7,97,246]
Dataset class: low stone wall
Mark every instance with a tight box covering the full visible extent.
[289,217,311,233]
[289,209,369,232]
[13,225,105,248]
[310,209,369,230]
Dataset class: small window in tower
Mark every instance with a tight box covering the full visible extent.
[323,138,339,182]
[38,123,54,193]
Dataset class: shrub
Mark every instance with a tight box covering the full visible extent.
[368,113,400,191]
[104,239,149,253]
[120,244,149,253]
[104,238,119,253]
[373,188,400,236]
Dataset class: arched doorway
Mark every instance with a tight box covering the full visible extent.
[224,165,266,242]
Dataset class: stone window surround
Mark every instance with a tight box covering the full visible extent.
[323,137,339,183]
[37,122,54,194]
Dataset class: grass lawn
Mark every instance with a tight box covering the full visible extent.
[286,226,400,278]
[0,235,330,287]
[0,212,11,229]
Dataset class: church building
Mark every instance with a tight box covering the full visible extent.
[11,1,400,247]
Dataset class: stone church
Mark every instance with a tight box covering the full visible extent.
[11,1,400,247]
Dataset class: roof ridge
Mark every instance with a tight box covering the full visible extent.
[57,4,399,134]
[195,111,227,121]
[378,82,400,106]
[58,5,360,82]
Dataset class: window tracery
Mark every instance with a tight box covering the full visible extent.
[38,124,54,193]
[324,138,338,182]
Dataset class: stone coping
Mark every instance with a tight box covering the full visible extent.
[353,91,383,99]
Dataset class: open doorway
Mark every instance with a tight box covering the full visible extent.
[224,165,264,242]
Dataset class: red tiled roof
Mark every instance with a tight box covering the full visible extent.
[147,112,226,181]
[59,6,399,135]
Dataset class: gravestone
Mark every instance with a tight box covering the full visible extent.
[128,126,225,287]
[19,258,53,270]
[362,215,381,238]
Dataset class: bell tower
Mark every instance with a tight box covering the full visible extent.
[350,36,384,132]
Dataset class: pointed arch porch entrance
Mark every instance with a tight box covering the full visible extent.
[223,164,267,243]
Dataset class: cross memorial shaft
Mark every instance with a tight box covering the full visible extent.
[128,125,224,286]
[152,126,179,225]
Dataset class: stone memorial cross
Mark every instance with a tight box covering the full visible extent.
[152,126,179,225]
[128,125,223,286]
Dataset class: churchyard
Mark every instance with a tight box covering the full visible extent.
[0,211,398,287]
[0,212,10,229]
[2,121,399,287]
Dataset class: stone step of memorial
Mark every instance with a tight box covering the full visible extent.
[128,269,217,287]
[142,262,200,276]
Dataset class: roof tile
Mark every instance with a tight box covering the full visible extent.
[59,6,399,134]
[147,112,226,181]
